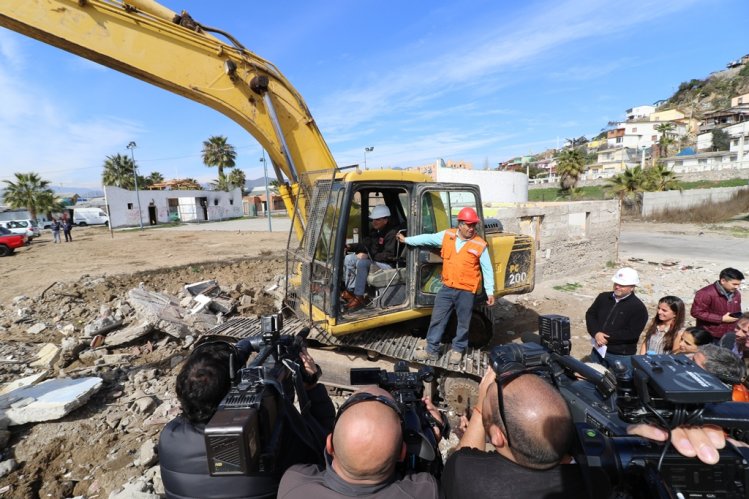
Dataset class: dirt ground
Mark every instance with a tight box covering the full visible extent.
[0,220,746,497]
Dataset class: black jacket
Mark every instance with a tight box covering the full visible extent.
[159,383,335,499]
[585,291,648,355]
[351,223,401,264]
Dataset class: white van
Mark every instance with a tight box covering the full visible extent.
[73,208,109,226]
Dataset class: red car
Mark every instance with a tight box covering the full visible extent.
[0,226,28,256]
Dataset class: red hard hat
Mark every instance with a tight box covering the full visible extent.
[457,207,480,223]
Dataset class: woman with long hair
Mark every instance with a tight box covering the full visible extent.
[677,326,713,355]
[639,295,686,355]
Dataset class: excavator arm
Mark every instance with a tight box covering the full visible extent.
[0,0,337,237]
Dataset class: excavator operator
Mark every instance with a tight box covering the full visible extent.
[342,205,401,310]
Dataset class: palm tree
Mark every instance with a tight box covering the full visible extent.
[556,148,586,192]
[655,122,675,158]
[102,153,137,189]
[148,172,164,184]
[1,172,55,220]
[227,168,246,191]
[645,163,681,192]
[606,166,649,210]
[269,179,282,195]
[201,135,236,188]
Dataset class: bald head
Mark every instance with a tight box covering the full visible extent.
[330,387,403,484]
[484,374,572,469]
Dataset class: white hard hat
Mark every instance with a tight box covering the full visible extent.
[612,267,640,286]
[369,205,391,220]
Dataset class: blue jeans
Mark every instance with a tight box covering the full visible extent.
[425,286,475,354]
[590,348,633,377]
[344,253,391,296]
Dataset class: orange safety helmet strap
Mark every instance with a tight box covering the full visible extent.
[457,207,480,224]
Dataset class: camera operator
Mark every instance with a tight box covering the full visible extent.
[442,369,730,499]
[693,343,749,402]
[277,386,441,498]
[159,339,335,499]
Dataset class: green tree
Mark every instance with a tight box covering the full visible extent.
[644,163,681,192]
[102,153,137,189]
[201,135,236,188]
[606,166,649,210]
[1,172,55,220]
[268,179,282,195]
[712,128,731,151]
[227,168,246,191]
[556,148,586,192]
[655,122,675,157]
[138,172,164,187]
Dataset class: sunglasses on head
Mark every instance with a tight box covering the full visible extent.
[334,392,402,428]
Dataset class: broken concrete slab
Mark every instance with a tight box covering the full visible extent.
[104,321,155,347]
[30,344,60,369]
[0,376,103,425]
[184,280,220,297]
[0,372,48,396]
[189,294,212,315]
[26,323,47,335]
[128,288,191,338]
[209,296,236,315]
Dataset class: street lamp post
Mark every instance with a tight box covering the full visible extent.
[260,152,272,232]
[127,141,144,230]
[364,146,374,170]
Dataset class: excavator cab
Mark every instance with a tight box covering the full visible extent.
[283,173,533,343]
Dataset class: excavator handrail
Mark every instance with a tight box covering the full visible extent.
[0,0,338,236]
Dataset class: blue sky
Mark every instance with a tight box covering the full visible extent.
[0,0,747,190]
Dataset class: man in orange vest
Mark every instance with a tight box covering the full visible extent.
[397,207,495,365]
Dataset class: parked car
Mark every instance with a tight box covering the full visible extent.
[0,226,28,256]
[0,220,38,239]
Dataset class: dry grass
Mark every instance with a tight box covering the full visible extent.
[644,189,749,224]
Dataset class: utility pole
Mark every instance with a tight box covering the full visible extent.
[260,151,272,232]
[364,146,374,170]
[127,141,144,230]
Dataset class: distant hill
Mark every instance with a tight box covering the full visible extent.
[660,54,749,115]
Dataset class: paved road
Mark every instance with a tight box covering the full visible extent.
[619,228,749,269]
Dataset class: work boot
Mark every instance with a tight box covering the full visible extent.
[345,295,367,310]
[414,348,439,362]
[341,289,355,302]
[448,349,463,365]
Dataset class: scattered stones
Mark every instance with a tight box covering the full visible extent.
[26,323,47,335]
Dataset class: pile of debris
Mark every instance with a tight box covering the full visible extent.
[0,274,283,498]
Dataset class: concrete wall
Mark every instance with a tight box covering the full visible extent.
[104,186,243,228]
[436,168,528,203]
[642,186,749,217]
[483,200,620,281]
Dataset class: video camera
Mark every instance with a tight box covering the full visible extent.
[350,361,445,476]
[491,314,749,499]
[204,314,321,476]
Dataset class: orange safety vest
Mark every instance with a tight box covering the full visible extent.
[733,383,749,402]
[440,228,487,293]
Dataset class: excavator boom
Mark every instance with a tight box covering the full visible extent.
[0,0,337,236]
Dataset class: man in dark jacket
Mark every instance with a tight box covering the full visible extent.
[277,387,440,498]
[691,267,744,341]
[586,267,648,374]
[342,205,402,310]
[158,339,335,499]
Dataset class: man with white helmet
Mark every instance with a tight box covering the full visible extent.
[585,267,648,374]
[397,207,495,365]
[342,204,401,310]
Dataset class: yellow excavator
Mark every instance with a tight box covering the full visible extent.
[0,0,535,406]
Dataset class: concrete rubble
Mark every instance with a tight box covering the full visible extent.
[0,273,271,497]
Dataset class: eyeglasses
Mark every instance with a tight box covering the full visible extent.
[334,392,402,428]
